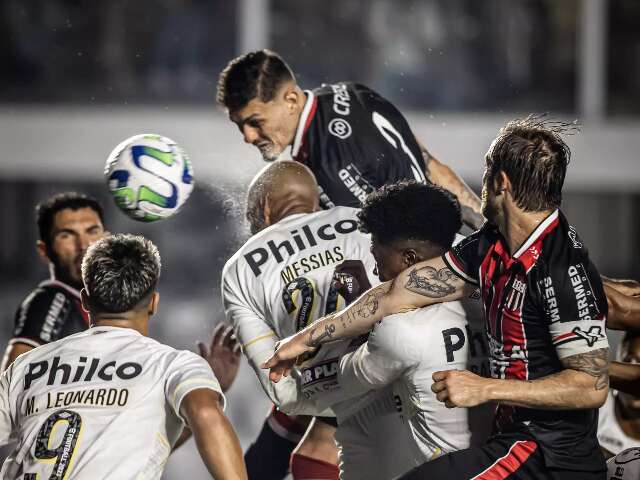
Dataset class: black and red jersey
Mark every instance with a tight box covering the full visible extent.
[443,209,609,471]
[11,279,89,348]
[291,82,426,208]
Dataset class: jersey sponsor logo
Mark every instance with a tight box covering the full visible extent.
[25,356,143,390]
[42,292,67,342]
[442,327,466,362]
[243,219,359,276]
[328,118,352,139]
[540,275,560,322]
[568,225,583,249]
[338,164,373,203]
[567,263,601,321]
[331,83,351,116]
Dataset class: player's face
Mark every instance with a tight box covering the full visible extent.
[370,239,406,282]
[618,338,640,411]
[45,208,106,287]
[230,96,298,162]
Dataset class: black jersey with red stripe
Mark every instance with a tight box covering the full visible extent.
[11,279,89,348]
[291,82,426,208]
[443,209,609,471]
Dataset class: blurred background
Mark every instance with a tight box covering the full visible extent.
[0,0,639,478]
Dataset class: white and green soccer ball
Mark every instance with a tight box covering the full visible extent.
[105,134,194,222]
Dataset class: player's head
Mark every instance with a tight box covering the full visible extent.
[482,116,571,225]
[246,160,320,235]
[218,50,305,162]
[36,192,107,289]
[81,234,161,326]
[616,332,640,412]
[358,181,461,282]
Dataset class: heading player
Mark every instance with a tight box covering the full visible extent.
[217,49,483,229]
[266,117,611,479]
[0,234,246,479]
[2,192,107,371]
[222,160,378,479]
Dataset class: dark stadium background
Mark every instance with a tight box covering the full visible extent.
[1,1,639,478]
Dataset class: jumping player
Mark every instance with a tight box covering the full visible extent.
[222,161,379,479]
[266,117,611,479]
[217,49,483,230]
[1,192,107,371]
[0,234,246,479]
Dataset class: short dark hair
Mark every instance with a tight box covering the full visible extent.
[36,192,104,248]
[358,181,462,250]
[82,234,161,314]
[217,49,295,112]
[486,115,573,212]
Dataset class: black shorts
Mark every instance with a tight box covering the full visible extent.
[399,431,606,480]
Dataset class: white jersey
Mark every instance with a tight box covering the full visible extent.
[334,302,478,479]
[0,326,223,480]
[222,206,379,414]
[598,392,640,455]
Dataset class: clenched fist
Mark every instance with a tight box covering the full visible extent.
[431,369,492,408]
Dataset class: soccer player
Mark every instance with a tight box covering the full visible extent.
[222,160,379,479]
[309,181,491,479]
[265,117,611,479]
[1,192,107,371]
[217,49,484,230]
[598,332,640,457]
[0,234,246,479]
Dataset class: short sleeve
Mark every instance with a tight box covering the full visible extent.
[443,228,491,285]
[0,367,13,445]
[12,288,70,346]
[165,351,225,422]
[539,258,609,359]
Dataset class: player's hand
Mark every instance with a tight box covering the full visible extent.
[261,332,315,383]
[334,260,372,304]
[431,370,491,408]
[604,278,640,297]
[198,324,242,393]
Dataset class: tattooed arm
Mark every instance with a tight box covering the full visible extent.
[416,139,484,230]
[263,256,475,381]
[432,348,610,410]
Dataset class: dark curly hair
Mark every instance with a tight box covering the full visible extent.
[217,49,295,112]
[357,181,461,250]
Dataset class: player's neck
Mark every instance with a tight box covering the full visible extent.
[91,317,149,336]
[500,205,554,257]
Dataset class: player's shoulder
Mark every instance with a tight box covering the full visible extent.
[16,280,76,314]
[537,210,593,275]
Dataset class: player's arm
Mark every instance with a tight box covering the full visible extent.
[1,342,34,372]
[181,388,247,480]
[602,276,640,297]
[222,281,326,415]
[604,284,640,332]
[609,361,640,397]
[264,255,474,381]
[417,139,484,230]
[336,317,410,399]
[0,366,13,446]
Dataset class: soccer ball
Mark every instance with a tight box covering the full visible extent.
[608,447,640,479]
[104,134,194,222]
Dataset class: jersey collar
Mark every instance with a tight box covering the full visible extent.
[496,209,560,272]
[291,90,317,160]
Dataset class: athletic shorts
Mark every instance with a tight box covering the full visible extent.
[399,430,606,480]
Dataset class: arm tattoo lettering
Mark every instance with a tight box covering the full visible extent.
[405,266,457,298]
[561,348,610,391]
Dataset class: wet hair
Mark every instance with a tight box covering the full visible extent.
[81,234,161,314]
[486,115,574,212]
[217,49,295,112]
[36,192,104,248]
[357,181,461,250]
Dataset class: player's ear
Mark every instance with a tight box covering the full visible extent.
[402,249,418,268]
[283,85,300,110]
[495,170,511,195]
[80,288,90,313]
[149,292,159,316]
[36,240,51,263]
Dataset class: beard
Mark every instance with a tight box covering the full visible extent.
[257,140,284,162]
[49,250,84,289]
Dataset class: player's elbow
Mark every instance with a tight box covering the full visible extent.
[586,384,608,409]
